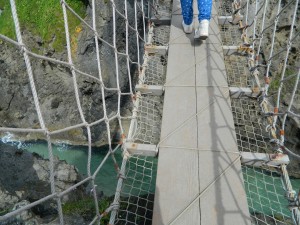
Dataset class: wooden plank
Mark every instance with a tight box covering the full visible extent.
[199,156,252,224]
[159,87,197,148]
[195,43,228,87]
[196,87,238,152]
[153,147,199,225]
[164,43,195,86]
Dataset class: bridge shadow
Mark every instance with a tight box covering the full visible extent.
[195,40,250,224]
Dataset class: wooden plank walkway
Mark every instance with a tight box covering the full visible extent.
[152,1,252,224]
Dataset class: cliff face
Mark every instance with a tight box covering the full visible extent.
[0,142,86,224]
[0,0,140,146]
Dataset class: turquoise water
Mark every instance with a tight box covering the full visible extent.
[23,142,158,197]
[1,134,299,219]
[23,142,123,196]
[23,142,299,219]
[242,166,300,220]
[1,133,123,196]
[1,133,157,197]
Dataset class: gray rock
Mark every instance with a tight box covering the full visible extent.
[0,142,84,214]
[12,200,34,221]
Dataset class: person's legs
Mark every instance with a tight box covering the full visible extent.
[180,0,193,33]
[198,0,212,21]
[181,0,193,25]
[194,0,212,39]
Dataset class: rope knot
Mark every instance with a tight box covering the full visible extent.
[94,30,99,37]
[110,202,120,211]
[286,189,297,201]
[19,44,26,54]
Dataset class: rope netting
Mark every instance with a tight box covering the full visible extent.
[0,0,170,224]
[218,0,300,224]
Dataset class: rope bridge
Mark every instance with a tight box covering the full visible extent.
[0,0,299,225]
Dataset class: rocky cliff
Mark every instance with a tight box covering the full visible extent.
[0,0,141,146]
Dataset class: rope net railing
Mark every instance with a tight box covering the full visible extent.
[1,0,299,224]
[0,0,170,224]
[218,0,300,224]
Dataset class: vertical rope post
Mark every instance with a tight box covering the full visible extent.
[273,0,299,131]
[255,0,268,65]
[9,0,63,223]
[264,0,282,96]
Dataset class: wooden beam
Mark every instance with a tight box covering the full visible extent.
[218,15,244,25]
[241,152,290,167]
[145,45,168,55]
[124,142,158,157]
[151,16,171,25]
[223,46,239,55]
[135,84,164,95]
[223,45,255,55]
[229,87,262,98]
[218,16,233,25]
[231,14,243,25]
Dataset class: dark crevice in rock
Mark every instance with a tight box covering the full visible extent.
[5,93,15,111]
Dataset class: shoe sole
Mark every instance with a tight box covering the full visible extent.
[194,35,208,40]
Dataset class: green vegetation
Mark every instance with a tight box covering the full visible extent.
[0,0,86,52]
[62,197,111,223]
[269,69,297,94]
[0,209,9,216]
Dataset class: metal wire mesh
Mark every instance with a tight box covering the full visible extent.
[152,25,171,46]
[133,95,163,145]
[115,155,157,225]
[230,97,296,225]
[218,0,233,16]
[224,54,254,87]
[220,24,243,46]
[231,98,273,154]
[243,166,294,225]
[144,54,167,86]
[151,0,172,19]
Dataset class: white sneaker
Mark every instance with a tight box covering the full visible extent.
[182,21,193,34]
[194,19,209,40]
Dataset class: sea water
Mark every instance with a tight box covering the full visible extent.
[1,132,123,196]
[1,132,299,219]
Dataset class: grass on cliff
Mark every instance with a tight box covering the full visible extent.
[269,69,297,94]
[62,197,111,223]
[0,0,86,52]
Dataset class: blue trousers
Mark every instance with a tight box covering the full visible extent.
[180,0,212,25]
